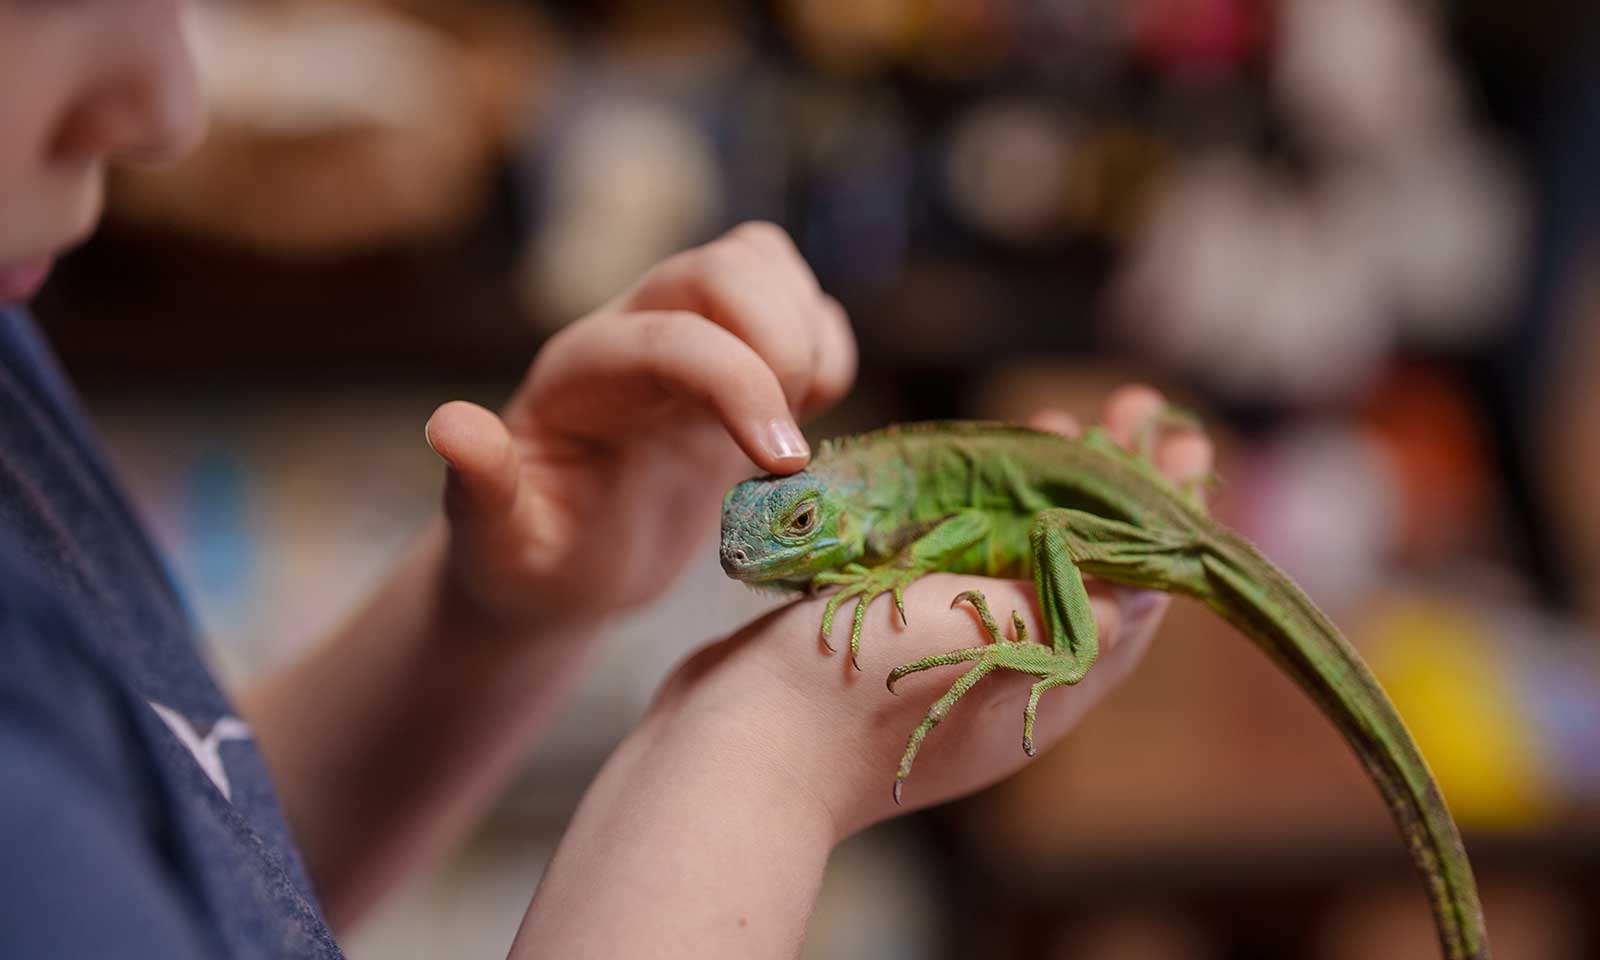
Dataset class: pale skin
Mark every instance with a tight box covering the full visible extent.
[0,2,1213,956]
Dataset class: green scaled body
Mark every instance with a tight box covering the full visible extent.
[719,421,1489,960]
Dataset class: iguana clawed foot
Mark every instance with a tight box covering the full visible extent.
[812,562,919,670]
[887,589,1091,804]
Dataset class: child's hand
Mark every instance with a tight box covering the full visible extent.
[423,222,856,626]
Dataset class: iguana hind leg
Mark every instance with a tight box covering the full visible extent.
[887,508,1208,801]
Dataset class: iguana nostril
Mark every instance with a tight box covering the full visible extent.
[728,547,749,563]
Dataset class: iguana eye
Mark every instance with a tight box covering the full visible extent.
[787,501,818,535]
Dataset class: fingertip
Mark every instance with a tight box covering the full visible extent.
[425,400,494,469]
[755,417,810,473]
[1155,430,1215,485]
[425,400,519,511]
[1027,408,1081,437]
[1102,384,1167,447]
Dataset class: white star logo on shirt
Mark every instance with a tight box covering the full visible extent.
[147,701,253,802]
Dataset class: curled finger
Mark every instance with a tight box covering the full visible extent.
[528,310,810,474]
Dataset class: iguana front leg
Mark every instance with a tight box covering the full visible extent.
[812,510,991,669]
[887,508,1204,800]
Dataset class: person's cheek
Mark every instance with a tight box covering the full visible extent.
[0,44,73,262]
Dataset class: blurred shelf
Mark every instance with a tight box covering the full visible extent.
[33,216,536,381]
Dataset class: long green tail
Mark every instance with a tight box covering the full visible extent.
[1193,528,1489,960]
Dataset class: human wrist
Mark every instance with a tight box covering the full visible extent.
[516,647,839,959]
[422,518,602,649]
[640,628,852,841]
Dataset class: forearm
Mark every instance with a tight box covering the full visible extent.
[240,520,597,931]
[512,641,837,960]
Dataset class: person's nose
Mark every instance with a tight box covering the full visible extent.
[52,0,207,166]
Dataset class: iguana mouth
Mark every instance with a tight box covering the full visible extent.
[719,539,836,582]
[717,540,784,579]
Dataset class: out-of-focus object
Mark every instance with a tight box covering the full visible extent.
[111,0,550,255]
[1060,125,1173,242]
[1111,0,1528,404]
[781,0,1012,79]
[1321,878,1586,960]
[944,100,1074,244]
[1130,0,1268,77]
[1274,0,1461,156]
[1338,145,1526,344]
[1506,609,1600,806]
[1049,911,1213,960]
[1113,154,1392,402]
[1545,265,1600,633]
[1359,366,1494,561]
[792,84,912,295]
[1225,420,1401,612]
[780,0,918,76]
[1013,0,1127,87]
[940,100,1174,247]
[511,10,779,326]
[1367,593,1600,826]
[1275,0,1527,331]
[519,100,725,323]
[1365,597,1552,829]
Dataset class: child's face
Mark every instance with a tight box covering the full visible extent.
[0,0,204,304]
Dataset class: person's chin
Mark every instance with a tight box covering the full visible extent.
[0,256,55,305]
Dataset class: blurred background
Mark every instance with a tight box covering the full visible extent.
[29,0,1600,956]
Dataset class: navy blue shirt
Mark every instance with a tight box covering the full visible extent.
[0,309,341,958]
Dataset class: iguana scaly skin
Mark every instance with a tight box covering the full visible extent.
[719,421,1489,960]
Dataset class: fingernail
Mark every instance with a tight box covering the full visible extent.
[424,422,455,469]
[766,419,809,462]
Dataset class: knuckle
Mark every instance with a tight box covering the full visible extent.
[770,344,809,380]
[645,248,696,283]
[635,309,693,350]
[633,312,669,352]
[697,237,750,276]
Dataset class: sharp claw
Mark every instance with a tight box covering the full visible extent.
[886,673,899,694]
[820,596,841,651]
[1023,736,1036,757]
[950,589,982,610]
[894,589,908,626]
[851,652,861,671]
[892,779,904,806]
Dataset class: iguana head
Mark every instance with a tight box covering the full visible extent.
[720,470,863,588]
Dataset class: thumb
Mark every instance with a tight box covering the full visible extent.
[425,401,521,521]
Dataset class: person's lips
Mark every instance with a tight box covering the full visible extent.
[0,257,54,303]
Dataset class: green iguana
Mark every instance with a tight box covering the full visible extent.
[718,420,1488,960]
